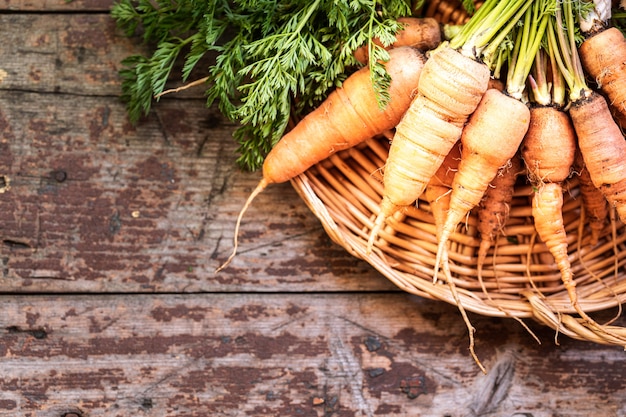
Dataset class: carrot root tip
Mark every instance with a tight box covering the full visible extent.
[367,198,397,255]
[215,178,269,273]
[433,230,452,284]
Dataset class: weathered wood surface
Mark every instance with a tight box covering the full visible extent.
[1,0,111,10]
[1,3,626,417]
[2,293,626,417]
[0,12,393,293]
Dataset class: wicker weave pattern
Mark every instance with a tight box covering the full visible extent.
[292,1,626,346]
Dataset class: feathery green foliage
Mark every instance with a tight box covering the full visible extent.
[111,0,420,171]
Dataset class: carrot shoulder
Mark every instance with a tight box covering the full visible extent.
[217,46,427,271]
[522,106,575,185]
[367,45,491,252]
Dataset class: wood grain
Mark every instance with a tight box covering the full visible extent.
[0,13,393,293]
[1,293,625,417]
[0,0,113,11]
[1,5,626,417]
[0,13,144,95]
[0,12,213,97]
[0,88,391,293]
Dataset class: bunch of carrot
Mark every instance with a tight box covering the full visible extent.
[217,0,626,362]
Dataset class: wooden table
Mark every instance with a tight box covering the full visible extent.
[1,2,625,416]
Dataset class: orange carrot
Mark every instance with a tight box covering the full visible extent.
[578,27,626,129]
[522,106,576,309]
[522,106,576,185]
[569,92,626,224]
[424,141,461,239]
[567,94,626,343]
[262,47,425,185]
[354,17,442,63]
[216,46,427,271]
[574,151,608,245]
[434,88,530,282]
[473,80,518,276]
[367,45,491,252]
[476,153,522,278]
[529,182,616,343]
[531,182,571,288]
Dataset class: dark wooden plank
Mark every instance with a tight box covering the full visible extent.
[1,292,625,417]
[0,13,149,96]
[0,9,394,293]
[0,12,212,98]
[2,5,625,416]
[1,0,113,11]
[0,88,393,293]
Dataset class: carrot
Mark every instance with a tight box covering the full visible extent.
[354,17,442,63]
[473,75,519,274]
[367,45,490,252]
[433,88,530,282]
[216,46,427,271]
[476,153,522,279]
[530,182,572,289]
[578,27,626,129]
[566,95,626,343]
[522,105,576,307]
[423,141,461,240]
[569,91,626,224]
[574,151,608,245]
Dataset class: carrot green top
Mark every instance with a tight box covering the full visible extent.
[111,0,428,171]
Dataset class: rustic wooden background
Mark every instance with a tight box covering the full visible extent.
[1,2,626,416]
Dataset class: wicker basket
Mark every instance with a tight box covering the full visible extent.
[291,0,626,348]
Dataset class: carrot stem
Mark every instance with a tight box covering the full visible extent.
[449,0,531,64]
[480,1,534,67]
[549,1,591,102]
[448,0,500,50]
[506,0,551,100]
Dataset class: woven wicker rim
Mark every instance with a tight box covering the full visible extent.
[290,0,626,347]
